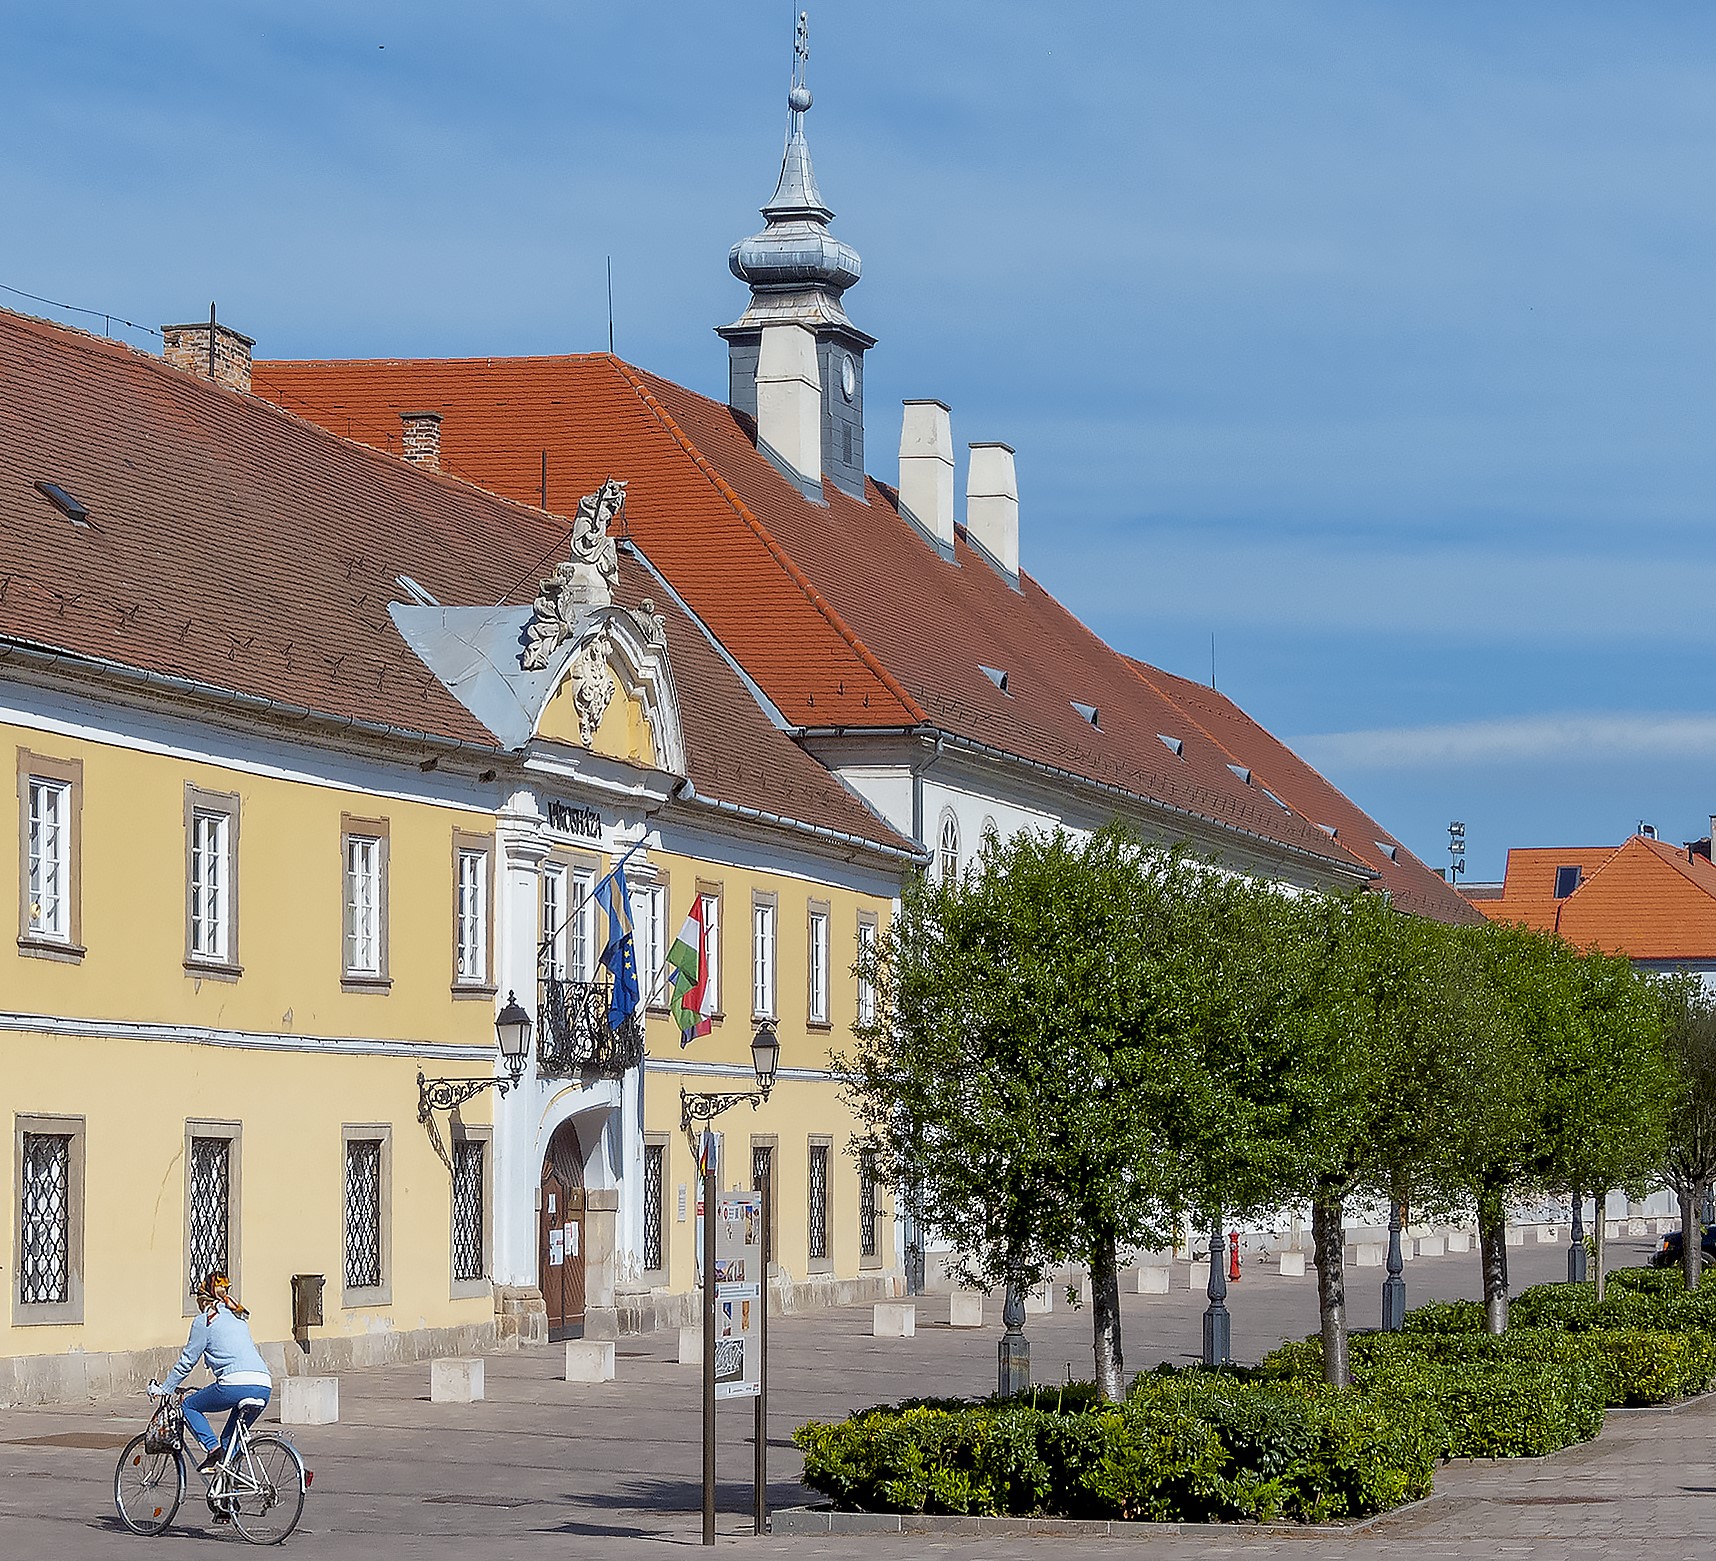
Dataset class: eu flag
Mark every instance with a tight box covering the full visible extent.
[596,866,641,1030]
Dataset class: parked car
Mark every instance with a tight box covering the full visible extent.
[1649,1226,1716,1267]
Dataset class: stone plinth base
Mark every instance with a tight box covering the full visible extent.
[1446,1231,1472,1253]
[1351,1243,1384,1268]
[873,1303,916,1338]
[1133,1267,1170,1293]
[430,1358,483,1403]
[565,1341,615,1383]
[1278,1252,1306,1278]
[280,1376,338,1425]
[677,1326,702,1366]
[949,1291,984,1327]
[1417,1235,1446,1258]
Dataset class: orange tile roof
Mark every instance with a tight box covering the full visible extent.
[0,309,912,858]
[254,352,1376,880]
[1132,662,1484,924]
[1474,837,1716,961]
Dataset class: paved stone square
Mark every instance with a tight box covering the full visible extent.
[3,1236,1711,1558]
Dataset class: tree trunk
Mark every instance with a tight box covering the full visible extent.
[1478,1187,1509,1334]
[1593,1191,1606,1301]
[1089,1226,1125,1402]
[1681,1184,1704,1292]
[1312,1188,1349,1386]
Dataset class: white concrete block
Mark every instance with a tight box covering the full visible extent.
[1446,1231,1471,1253]
[1655,1217,1680,1236]
[1605,1221,1622,1240]
[1627,1218,1649,1238]
[1537,1225,1560,1244]
[1189,1264,1204,1290]
[677,1326,702,1366]
[872,1302,916,1338]
[564,1340,615,1383]
[1278,1251,1306,1277]
[948,1291,984,1328]
[279,1376,338,1426]
[1023,1283,1054,1315]
[1352,1243,1384,1268]
[430,1358,483,1404]
[1133,1266,1171,1294]
[1505,1226,1527,1247]
[1416,1235,1446,1259]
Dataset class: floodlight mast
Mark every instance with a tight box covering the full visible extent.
[1448,821,1466,882]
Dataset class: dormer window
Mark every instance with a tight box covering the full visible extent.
[1071,702,1100,729]
[1227,764,1252,785]
[1554,865,1582,898]
[1158,735,1184,757]
[979,665,1009,694]
[1375,841,1398,862]
[35,481,89,528]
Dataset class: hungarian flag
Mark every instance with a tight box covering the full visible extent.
[666,898,715,1047]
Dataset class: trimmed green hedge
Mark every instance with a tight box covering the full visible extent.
[793,1369,1442,1523]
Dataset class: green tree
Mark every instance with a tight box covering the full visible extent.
[839,826,1189,1400]
[1661,977,1716,1290]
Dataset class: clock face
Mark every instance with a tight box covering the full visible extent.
[840,353,856,402]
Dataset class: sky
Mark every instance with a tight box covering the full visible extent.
[1,2,1710,879]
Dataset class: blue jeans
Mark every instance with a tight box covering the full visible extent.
[183,1382,271,1455]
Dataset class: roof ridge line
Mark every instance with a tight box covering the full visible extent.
[608,361,927,726]
[1635,834,1716,897]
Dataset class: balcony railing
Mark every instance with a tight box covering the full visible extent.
[538,974,645,1079]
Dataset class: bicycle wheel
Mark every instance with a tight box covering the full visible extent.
[114,1434,185,1535]
[228,1434,306,1545]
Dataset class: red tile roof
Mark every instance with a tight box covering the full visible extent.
[254,352,1379,881]
[0,309,913,858]
[1473,837,1716,960]
[1132,663,1484,924]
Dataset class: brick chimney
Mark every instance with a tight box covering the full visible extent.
[400,411,443,472]
[161,308,253,394]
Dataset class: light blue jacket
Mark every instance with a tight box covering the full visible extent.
[164,1305,271,1391]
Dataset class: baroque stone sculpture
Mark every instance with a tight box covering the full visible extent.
[522,478,626,672]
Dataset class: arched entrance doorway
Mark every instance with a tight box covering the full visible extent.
[539,1119,587,1341]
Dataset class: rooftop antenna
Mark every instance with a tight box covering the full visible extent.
[207,301,217,379]
[540,449,548,512]
[1448,821,1466,883]
[606,257,614,355]
[1210,632,1216,691]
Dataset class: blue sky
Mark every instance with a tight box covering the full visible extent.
[2,2,1710,879]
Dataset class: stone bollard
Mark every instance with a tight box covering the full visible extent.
[1505,1226,1526,1247]
[1352,1243,1384,1268]
[1537,1225,1559,1244]
[949,1292,984,1328]
[564,1340,616,1383]
[430,1358,484,1404]
[1416,1235,1446,1259]
[873,1302,916,1338]
[1626,1218,1648,1237]
[677,1326,703,1366]
[1133,1267,1170,1294]
[280,1376,338,1426]
[1446,1231,1472,1253]
[1278,1251,1306,1278]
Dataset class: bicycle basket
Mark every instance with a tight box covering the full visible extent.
[143,1397,183,1455]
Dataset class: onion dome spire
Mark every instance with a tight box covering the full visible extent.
[728,11,862,312]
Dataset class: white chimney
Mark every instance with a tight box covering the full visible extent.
[755,323,822,491]
[966,442,1019,578]
[897,400,954,553]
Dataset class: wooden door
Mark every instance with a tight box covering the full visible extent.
[539,1120,587,1341]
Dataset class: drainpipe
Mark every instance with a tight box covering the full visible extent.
[910,734,945,857]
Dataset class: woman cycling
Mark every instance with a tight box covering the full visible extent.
[155,1271,272,1474]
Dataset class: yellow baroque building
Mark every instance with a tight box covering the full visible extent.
[0,307,917,1405]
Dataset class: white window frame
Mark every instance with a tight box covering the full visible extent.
[542,864,569,981]
[185,786,240,973]
[634,878,668,1011]
[856,914,878,1028]
[18,750,83,957]
[341,818,390,986]
[807,903,830,1026]
[570,867,597,982]
[938,810,961,882]
[752,894,777,1021]
[698,888,722,1015]
[452,836,492,991]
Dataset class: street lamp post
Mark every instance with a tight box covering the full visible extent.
[417,992,532,1121]
[1382,1200,1406,1330]
[1569,1187,1589,1283]
[1203,1215,1230,1367]
[680,1023,779,1547]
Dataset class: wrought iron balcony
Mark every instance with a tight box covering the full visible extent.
[538,974,645,1079]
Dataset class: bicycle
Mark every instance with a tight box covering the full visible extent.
[115,1383,308,1543]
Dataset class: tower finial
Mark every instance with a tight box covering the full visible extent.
[789,11,812,114]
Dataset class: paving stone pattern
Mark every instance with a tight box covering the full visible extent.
[2,1236,1712,1558]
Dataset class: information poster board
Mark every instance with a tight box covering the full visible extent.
[713,1190,763,1400]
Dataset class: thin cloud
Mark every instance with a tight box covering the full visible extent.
[1294,713,1716,771]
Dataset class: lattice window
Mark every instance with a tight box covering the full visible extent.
[451,1140,485,1283]
[752,1144,774,1267]
[186,1137,231,1295]
[808,1142,829,1261]
[344,1139,384,1290]
[20,1132,71,1305]
[642,1142,665,1273]
[859,1149,879,1260]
